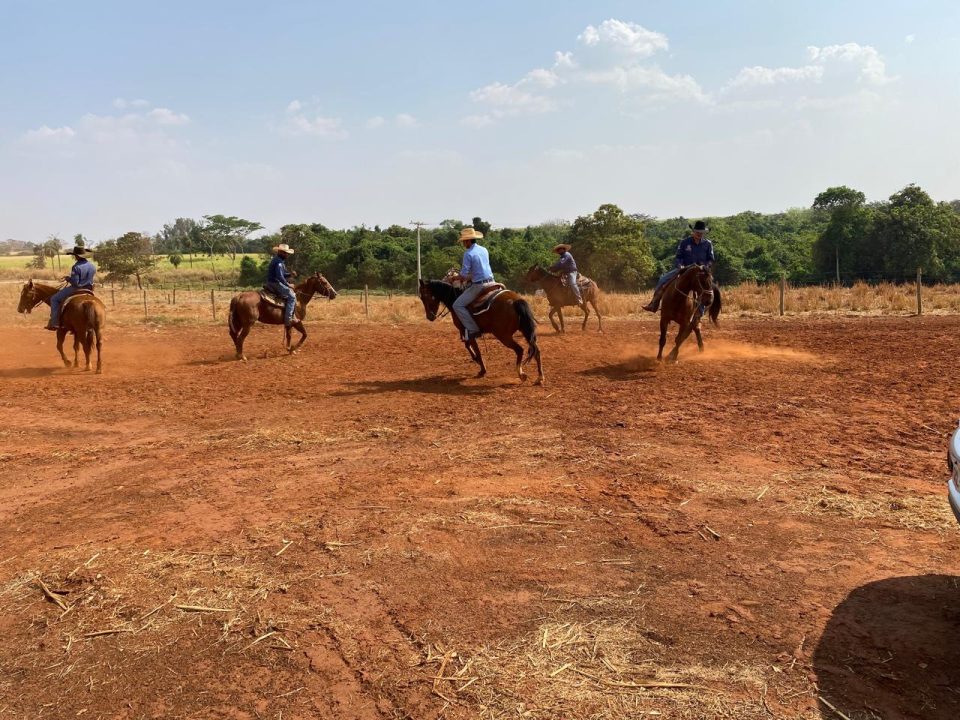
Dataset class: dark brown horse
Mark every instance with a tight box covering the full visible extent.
[18,280,106,373]
[658,265,721,363]
[525,264,602,333]
[418,279,544,385]
[227,272,337,360]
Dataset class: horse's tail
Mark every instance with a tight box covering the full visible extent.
[514,299,539,361]
[228,296,239,335]
[83,301,98,341]
[709,283,722,326]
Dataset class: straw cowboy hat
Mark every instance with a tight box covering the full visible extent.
[272,243,295,254]
[66,246,92,257]
[552,243,571,253]
[459,227,484,243]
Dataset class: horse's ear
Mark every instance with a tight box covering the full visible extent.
[418,278,425,287]
[27,279,33,288]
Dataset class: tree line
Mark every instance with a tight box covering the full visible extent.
[10,183,960,290]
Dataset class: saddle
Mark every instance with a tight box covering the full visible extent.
[468,283,507,315]
[61,289,96,311]
[260,287,287,308]
[561,274,593,302]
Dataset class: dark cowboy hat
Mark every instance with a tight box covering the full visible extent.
[552,243,571,253]
[66,246,92,257]
[688,220,708,232]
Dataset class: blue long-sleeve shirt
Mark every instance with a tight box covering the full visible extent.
[460,243,494,283]
[549,251,578,274]
[267,255,292,287]
[68,259,96,288]
[674,237,715,269]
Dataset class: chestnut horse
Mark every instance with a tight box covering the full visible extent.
[18,280,106,373]
[658,265,722,363]
[418,279,544,385]
[227,272,337,360]
[525,264,602,333]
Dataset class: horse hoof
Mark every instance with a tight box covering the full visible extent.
[534,378,544,386]
[519,373,528,383]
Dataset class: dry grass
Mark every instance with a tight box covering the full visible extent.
[419,619,774,719]
[799,486,956,531]
[3,280,959,327]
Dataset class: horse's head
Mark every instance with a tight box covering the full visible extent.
[310,272,338,300]
[18,280,42,314]
[524,264,543,282]
[685,265,714,306]
[418,279,442,321]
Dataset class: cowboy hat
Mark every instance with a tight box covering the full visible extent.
[688,220,708,232]
[552,243,571,253]
[459,227,483,242]
[272,243,295,254]
[66,246,92,257]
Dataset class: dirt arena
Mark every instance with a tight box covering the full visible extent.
[1,311,959,719]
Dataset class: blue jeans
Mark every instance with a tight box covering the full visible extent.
[655,268,680,292]
[453,281,494,338]
[265,282,296,325]
[566,271,583,303]
[50,286,78,326]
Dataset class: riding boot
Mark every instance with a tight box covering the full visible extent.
[642,288,664,313]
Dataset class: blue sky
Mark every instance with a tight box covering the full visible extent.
[1,0,958,241]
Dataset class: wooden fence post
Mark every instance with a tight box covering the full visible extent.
[210,289,217,320]
[364,284,369,318]
[916,267,922,316]
[779,276,786,317]
[143,290,148,318]
[173,285,177,305]
[111,288,116,308]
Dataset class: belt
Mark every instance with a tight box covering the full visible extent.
[473,277,494,284]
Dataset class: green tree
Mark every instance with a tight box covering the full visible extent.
[568,204,654,289]
[812,186,868,282]
[471,216,492,236]
[201,215,264,262]
[168,253,183,269]
[95,232,157,289]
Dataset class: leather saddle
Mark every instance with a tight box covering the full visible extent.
[61,289,96,310]
[260,287,288,308]
[468,284,507,315]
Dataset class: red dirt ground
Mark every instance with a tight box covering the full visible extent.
[1,316,959,719]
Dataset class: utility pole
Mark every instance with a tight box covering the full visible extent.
[410,221,427,282]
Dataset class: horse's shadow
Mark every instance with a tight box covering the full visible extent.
[0,366,62,379]
[332,374,498,397]
[580,357,660,380]
[813,574,960,719]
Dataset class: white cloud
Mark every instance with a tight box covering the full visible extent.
[726,65,824,89]
[395,113,418,128]
[470,81,557,114]
[806,43,893,85]
[282,100,347,138]
[577,19,668,58]
[366,115,386,129]
[581,66,707,102]
[905,34,915,45]
[22,125,76,144]
[148,107,190,125]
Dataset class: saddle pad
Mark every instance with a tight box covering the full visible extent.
[470,286,508,315]
[61,291,96,311]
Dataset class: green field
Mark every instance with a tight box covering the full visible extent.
[0,253,262,271]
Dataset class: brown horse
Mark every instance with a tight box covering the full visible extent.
[658,265,722,363]
[18,280,106,373]
[418,279,544,385]
[525,264,602,333]
[227,272,338,360]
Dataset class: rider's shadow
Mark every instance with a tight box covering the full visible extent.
[0,366,61,379]
[331,375,498,397]
[579,357,660,380]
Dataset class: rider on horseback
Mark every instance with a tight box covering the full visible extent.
[549,243,582,305]
[643,220,715,313]
[47,246,95,331]
[266,243,297,327]
[449,227,496,342]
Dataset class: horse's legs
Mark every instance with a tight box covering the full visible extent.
[532,343,544,385]
[94,326,103,374]
[81,331,93,371]
[498,333,527,382]
[235,322,251,361]
[694,326,704,352]
[72,333,80,368]
[289,321,307,353]
[580,301,589,331]
[56,329,71,367]
[668,323,694,364]
[657,318,669,361]
[468,338,486,377]
[548,306,562,333]
[590,297,603,332]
